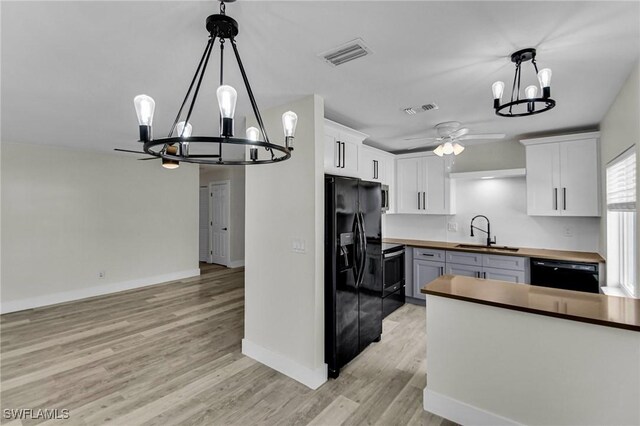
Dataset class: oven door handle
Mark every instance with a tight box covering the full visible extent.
[384,250,404,259]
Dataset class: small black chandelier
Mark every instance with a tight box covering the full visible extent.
[492,48,555,117]
[132,0,298,168]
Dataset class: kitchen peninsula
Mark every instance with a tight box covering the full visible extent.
[420,275,640,425]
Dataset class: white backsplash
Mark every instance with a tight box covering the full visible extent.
[384,177,601,253]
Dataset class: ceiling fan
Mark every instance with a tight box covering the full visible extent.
[404,121,506,156]
[113,148,160,161]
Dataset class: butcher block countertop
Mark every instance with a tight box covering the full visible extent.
[383,238,605,263]
[421,275,639,332]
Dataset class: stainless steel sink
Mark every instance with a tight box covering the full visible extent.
[455,244,520,252]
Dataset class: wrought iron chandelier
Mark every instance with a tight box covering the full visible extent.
[132,0,298,168]
[492,48,555,117]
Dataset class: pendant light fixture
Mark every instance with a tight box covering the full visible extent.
[492,48,555,117]
[132,0,298,168]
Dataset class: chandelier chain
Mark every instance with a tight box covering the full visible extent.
[168,39,214,138]
[230,37,274,159]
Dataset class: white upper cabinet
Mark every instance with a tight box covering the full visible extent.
[521,132,600,217]
[324,119,367,177]
[396,154,455,215]
[360,145,395,185]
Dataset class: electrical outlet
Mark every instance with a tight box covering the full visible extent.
[98,271,106,279]
[292,239,306,254]
[447,222,458,232]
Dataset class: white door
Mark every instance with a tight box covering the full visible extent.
[209,182,230,266]
[396,157,422,213]
[559,138,600,216]
[199,187,209,262]
[526,143,561,216]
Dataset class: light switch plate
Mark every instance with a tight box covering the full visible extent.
[447,222,458,232]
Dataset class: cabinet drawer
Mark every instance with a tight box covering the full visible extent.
[482,254,527,272]
[446,251,483,266]
[414,248,445,262]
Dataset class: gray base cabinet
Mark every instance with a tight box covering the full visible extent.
[413,260,445,301]
[407,246,529,295]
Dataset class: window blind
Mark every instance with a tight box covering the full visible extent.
[607,146,636,211]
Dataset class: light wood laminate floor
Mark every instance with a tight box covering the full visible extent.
[1,264,454,426]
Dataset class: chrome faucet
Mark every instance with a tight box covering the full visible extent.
[470,215,496,247]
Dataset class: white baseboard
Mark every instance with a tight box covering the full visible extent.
[1,269,201,314]
[228,260,245,269]
[423,388,522,426]
[242,338,327,390]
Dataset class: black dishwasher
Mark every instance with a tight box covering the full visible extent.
[530,258,600,294]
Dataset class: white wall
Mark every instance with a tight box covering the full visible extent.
[386,177,600,252]
[425,295,640,425]
[450,139,525,173]
[599,61,639,279]
[200,165,245,266]
[1,142,200,313]
[242,95,327,389]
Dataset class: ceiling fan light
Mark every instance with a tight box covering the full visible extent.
[162,160,180,169]
[433,145,445,157]
[442,142,454,155]
[452,143,465,155]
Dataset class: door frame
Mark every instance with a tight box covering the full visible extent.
[199,185,210,263]
[209,180,231,267]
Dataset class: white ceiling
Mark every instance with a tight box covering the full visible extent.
[2,1,639,154]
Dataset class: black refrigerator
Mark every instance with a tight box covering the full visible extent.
[325,175,382,379]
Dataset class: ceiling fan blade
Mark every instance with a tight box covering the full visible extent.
[458,133,506,141]
[406,141,441,150]
[449,127,470,139]
[114,148,147,154]
[403,136,440,142]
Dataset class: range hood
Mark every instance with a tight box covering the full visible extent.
[448,168,526,180]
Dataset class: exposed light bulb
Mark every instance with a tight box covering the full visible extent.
[442,141,454,155]
[433,145,445,157]
[134,94,155,126]
[216,85,237,119]
[525,85,538,99]
[537,68,552,88]
[246,127,260,142]
[176,121,192,138]
[492,81,505,100]
[452,143,465,156]
[282,111,298,138]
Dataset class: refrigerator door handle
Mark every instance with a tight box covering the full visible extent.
[352,214,361,285]
[356,212,367,287]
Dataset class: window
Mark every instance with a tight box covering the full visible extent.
[606,145,637,297]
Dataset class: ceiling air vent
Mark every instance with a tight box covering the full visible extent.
[319,38,372,66]
[402,103,439,115]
